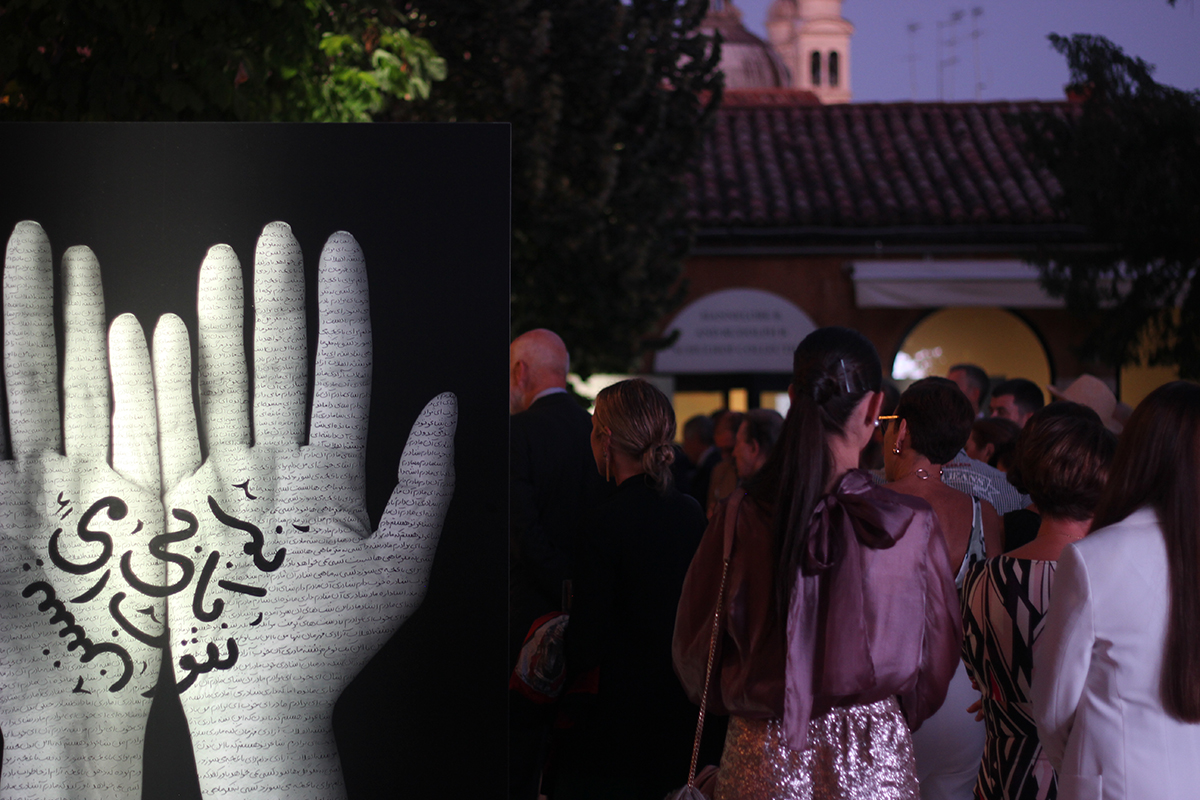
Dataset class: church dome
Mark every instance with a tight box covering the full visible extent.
[767,0,799,23]
[702,0,791,89]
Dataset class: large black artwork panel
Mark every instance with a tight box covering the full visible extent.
[0,123,509,799]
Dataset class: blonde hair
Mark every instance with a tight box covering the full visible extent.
[593,379,676,493]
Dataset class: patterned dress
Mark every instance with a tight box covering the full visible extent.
[961,557,1059,800]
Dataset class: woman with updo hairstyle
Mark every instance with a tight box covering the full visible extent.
[590,377,680,492]
[551,379,708,800]
[674,328,962,799]
[961,403,1116,800]
[1033,382,1200,800]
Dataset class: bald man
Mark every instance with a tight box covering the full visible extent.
[510,328,569,414]
[508,329,608,800]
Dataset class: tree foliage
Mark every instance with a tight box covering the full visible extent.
[0,0,444,121]
[390,0,723,377]
[1023,33,1200,377]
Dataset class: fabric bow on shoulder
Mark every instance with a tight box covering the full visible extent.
[784,469,935,750]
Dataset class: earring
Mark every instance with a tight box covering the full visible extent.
[873,419,880,428]
[892,444,902,456]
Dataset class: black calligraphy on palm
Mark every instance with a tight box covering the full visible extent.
[0,222,165,800]
[151,223,455,799]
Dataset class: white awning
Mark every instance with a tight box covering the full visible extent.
[852,260,1063,308]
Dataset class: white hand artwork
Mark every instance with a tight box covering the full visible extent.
[0,222,165,800]
[151,222,456,799]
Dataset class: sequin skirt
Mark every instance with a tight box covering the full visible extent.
[714,697,919,800]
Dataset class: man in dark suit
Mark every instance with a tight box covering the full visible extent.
[508,328,608,800]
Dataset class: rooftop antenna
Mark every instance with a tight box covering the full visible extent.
[971,7,985,100]
[907,21,921,100]
[943,9,965,100]
[936,19,944,100]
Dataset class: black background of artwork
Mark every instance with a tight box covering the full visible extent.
[0,123,510,798]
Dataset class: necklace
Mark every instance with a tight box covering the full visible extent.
[914,467,943,480]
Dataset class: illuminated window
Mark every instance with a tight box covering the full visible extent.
[892,307,1051,398]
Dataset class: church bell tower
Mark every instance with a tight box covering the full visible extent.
[767,0,853,103]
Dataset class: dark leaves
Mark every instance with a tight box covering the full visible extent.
[1023,33,1200,377]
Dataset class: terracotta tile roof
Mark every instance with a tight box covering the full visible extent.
[686,97,1079,234]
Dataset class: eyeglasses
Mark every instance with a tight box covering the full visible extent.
[877,414,898,433]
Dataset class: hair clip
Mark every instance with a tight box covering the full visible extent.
[838,358,858,394]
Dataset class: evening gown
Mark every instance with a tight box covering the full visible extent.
[961,557,1058,800]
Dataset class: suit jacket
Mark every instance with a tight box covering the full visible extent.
[509,392,607,658]
[1032,506,1200,800]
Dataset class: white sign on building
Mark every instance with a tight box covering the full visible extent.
[655,288,816,374]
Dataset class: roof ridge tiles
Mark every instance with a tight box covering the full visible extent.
[933,107,991,223]
[771,108,813,225]
[808,108,856,224]
[959,106,1012,222]
[829,106,879,226]
[868,107,921,224]
[753,108,793,223]
[790,107,835,226]
[989,106,1056,220]
[713,110,744,223]
[888,107,945,223]
[907,107,966,224]
[688,100,1073,230]
[985,106,1037,223]
[849,106,901,225]
[732,112,769,223]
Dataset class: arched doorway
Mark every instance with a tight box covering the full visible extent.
[891,307,1053,401]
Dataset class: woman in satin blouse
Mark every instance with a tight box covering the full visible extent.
[674,327,962,800]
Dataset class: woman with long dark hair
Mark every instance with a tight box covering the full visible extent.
[674,328,962,799]
[1032,381,1200,800]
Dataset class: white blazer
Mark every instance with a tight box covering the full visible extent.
[1032,506,1200,800]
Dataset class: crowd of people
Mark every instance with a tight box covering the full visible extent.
[508,326,1200,800]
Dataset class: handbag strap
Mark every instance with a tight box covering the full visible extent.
[686,490,744,787]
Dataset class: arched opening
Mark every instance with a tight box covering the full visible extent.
[828,51,840,87]
[891,307,1053,401]
[810,51,822,86]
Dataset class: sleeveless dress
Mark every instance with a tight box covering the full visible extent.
[961,557,1058,800]
[911,497,987,800]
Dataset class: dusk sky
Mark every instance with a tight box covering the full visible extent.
[733,0,1200,102]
